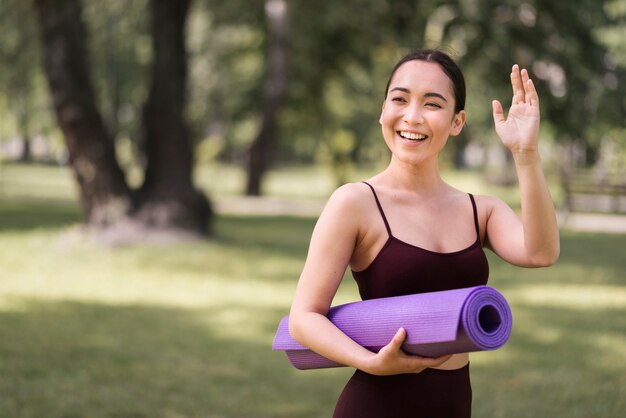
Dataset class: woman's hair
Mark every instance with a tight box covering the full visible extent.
[384,49,466,114]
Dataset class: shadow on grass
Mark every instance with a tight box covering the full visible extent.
[215,215,316,258]
[0,299,349,418]
[0,200,80,232]
[487,230,626,288]
[556,230,626,283]
[471,300,626,418]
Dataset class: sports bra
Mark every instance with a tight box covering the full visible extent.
[351,182,489,300]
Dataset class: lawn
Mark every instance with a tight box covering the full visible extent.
[0,163,624,417]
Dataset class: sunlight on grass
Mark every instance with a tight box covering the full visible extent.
[194,163,246,196]
[512,284,626,310]
[0,162,77,202]
[265,165,338,199]
[0,233,297,311]
[592,334,626,369]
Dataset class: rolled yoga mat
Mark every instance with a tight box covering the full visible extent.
[273,285,512,370]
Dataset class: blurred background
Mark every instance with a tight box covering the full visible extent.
[0,0,624,417]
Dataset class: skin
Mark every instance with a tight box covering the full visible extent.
[289,60,560,376]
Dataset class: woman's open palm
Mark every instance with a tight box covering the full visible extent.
[492,64,540,154]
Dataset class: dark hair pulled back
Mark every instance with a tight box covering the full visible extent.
[384,49,466,114]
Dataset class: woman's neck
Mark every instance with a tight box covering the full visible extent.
[380,157,447,194]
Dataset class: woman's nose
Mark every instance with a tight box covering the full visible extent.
[403,105,425,124]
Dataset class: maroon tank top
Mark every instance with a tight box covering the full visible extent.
[351,182,489,300]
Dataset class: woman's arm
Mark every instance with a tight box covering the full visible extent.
[486,65,560,267]
[288,183,451,375]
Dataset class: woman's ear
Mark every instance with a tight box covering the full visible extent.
[450,110,466,136]
[379,101,386,125]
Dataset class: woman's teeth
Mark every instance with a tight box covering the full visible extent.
[399,131,427,141]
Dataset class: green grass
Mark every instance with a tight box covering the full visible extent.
[0,162,78,203]
[0,162,624,417]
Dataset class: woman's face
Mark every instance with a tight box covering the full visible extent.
[379,60,466,167]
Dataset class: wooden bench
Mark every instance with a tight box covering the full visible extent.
[561,169,626,214]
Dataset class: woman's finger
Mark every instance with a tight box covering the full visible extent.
[511,64,525,105]
[525,77,539,108]
[492,100,505,125]
[520,67,530,85]
[388,327,406,350]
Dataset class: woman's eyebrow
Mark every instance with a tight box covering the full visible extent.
[424,92,448,102]
[389,87,448,102]
[389,87,411,94]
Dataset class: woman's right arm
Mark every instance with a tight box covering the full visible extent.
[288,184,451,375]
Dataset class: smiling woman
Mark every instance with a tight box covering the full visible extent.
[379,59,466,169]
[285,49,560,418]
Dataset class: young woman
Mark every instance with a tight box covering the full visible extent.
[287,49,560,417]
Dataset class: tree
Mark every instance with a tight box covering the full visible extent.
[453,0,623,168]
[34,0,212,243]
[245,0,288,196]
[0,0,51,161]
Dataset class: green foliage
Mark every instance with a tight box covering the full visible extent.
[187,1,267,162]
[277,0,626,172]
[1,0,624,174]
[81,1,151,142]
[0,0,56,149]
[318,128,357,187]
[596,0,626,67]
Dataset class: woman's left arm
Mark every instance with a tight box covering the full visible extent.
[486,64,560,267]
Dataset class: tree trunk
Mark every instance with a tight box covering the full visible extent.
[35,0,212,243]
[18,92,32,162]
[245,0,288,196]
[34,0,132,225]
[134,0,212,233]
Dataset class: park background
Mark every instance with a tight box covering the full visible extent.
[0,0,625,417]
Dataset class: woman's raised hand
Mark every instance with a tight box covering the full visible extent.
[492,64,541,156]
[365,328,452,376]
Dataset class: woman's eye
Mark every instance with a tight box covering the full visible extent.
[426,102,442,108]
[391,97,406,103]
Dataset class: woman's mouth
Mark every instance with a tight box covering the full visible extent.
[398,131,428,141]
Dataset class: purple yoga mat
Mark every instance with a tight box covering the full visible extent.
[273,285,512,370]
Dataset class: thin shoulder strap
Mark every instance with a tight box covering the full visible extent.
[468,193,480,237]
[362,181,392,236]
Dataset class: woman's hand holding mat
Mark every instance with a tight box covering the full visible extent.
[273,285,512,370]
[366,328,453,375]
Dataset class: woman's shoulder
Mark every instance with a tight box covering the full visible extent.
[325,182,374,211]
[313,182,376,237]
[469,194,511,222]
[471,193,507,207]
